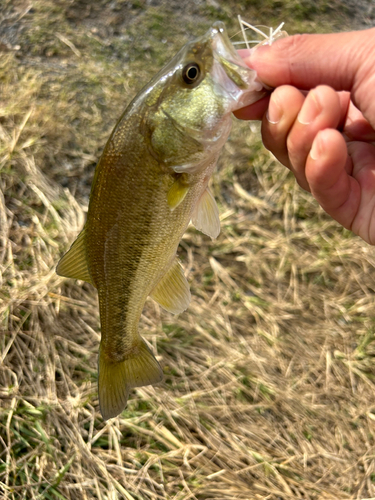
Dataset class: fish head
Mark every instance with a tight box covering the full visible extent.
[144,22,265,172]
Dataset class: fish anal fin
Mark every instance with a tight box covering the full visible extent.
[191,187,220,239]
[167,175,189,210]
[150,258,191,314]
[56,227,94,286]
[98,340,163,420]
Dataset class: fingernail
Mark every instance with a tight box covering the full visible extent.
[310,134,322,160]
[266,97,281,124]
[298,91,321,125]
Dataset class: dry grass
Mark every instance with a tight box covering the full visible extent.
[1,1,375,499]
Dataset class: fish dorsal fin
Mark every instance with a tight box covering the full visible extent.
[191,187,220,240]
[167,176,190,211]
[150,258,191,314]
[56,227,94,286]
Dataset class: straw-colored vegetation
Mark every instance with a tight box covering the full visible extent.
[1,0,375,499]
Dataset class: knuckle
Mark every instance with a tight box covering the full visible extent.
[272,34,318,85]
[276,33,313,59]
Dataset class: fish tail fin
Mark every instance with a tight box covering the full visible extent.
[98,339,163,420]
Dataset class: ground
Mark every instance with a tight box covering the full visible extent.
[1,1,375,499]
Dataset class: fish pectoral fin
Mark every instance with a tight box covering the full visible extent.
[191,187,220,240]
[98,340,163,421]
[167,177,190,210]
[150,258,191,314]
[56,226,95,286]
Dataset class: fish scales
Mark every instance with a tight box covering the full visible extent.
[56,21,266,419]
[90,120,205,357]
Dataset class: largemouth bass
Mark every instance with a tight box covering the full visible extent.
[57,22,266,420]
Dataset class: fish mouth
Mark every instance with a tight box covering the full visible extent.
[209,22,264,108]
[210,22,243,70]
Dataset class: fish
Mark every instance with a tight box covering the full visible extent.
[56,21,266,420]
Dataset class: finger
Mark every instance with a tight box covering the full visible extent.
[286,85,342,188]
[260,85,305,173]
[305,129,358,230]
[242,30,375,93]
[240,30,375,129]
[349,142,375,243]
[233,95,270,121]
[344,101,375,141]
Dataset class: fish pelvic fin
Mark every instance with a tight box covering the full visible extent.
[98,340,163,420]
[191,187,220,240]
[56,226,94,286]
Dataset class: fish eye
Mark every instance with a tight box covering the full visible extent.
[182,63,201,84]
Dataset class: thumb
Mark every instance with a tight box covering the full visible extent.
[243,29,375,125]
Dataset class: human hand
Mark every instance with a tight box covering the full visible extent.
[235,29,375,244]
